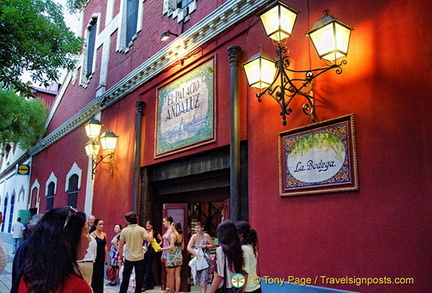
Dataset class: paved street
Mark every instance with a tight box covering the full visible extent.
[0,232,188,293]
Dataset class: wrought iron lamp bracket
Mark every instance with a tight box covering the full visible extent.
[255,43,347,126]
[91,153,114,179]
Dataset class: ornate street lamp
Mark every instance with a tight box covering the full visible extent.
[84,119,102,140]
[99,131,119,153]
[84,140,100,158]
[259,1,299,42]
[307,9,353,62]
[243,1,353,126]
[84,119,119,178]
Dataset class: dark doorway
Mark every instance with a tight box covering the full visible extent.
[140,146,248,292]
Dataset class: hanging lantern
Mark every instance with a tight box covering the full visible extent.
[100,131,119,153]
[85,140,100,158]
[259,0,299,42]
[243,52,277,90]
[307,11,353,62]
[84,119,102,140]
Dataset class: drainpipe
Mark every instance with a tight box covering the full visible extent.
[133,101,146,217]
[228,46,242,221]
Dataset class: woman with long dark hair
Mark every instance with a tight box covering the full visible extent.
[107,223,122,286]
[161,221,184,293]
[209,220,244,293]
[236,221,261,293]
[142,220,162,291]
[161,216,173,293]
[90,218,108,293]
[12,207,92,293]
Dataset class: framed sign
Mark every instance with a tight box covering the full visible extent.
[155,58,216,157]
[279,114,358,196]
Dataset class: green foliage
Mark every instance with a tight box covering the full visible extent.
[0,0,82,96]
[65,0,87,13]
[0,89,48,152]
[291,132,345,161]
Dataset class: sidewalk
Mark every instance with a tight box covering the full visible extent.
[0,232,14,292]
[0,233,200,293]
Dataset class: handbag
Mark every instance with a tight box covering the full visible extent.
[151,238,161,252]
[106,265,117,282]
[195,248,209,271]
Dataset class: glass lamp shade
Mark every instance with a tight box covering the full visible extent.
[243,52,277,90]
[160,31,170,41]
[84,119,102,139]
[259,1,299,42]
[307,15,353,62]
[85,140,100,157]
[100,131,118,153]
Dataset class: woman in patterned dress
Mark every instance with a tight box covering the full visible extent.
[107,224,122,286]
[161,221,184,293]
[187,222,215,293]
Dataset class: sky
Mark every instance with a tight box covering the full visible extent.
[55,0,80,32]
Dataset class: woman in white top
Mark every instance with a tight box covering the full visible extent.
[208,220,243,293]
[187,222,215,293]
[236,221,261,293]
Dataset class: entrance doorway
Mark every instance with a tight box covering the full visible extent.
[140,146,248,292]
[161,200,228,292]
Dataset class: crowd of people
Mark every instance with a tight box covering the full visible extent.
[9,207,261,293]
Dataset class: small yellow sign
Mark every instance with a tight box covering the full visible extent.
[17,164,30,175]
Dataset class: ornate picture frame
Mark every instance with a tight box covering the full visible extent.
[155,57,216,158]
[279,114,359,196]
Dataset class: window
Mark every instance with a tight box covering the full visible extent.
[86,16,97,78]
[30,187,38,209]
[8,194,15,233]
[164,0,196,22]
[46,182,55,212]
[118,0,144,52]
[1,196,8,232]
[126,0,139,46]
[176,0,193,9]
[67,174,79,208]
[80,15,98,86]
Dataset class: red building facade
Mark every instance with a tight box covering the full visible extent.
[28,0,432,292]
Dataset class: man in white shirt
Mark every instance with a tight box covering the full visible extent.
[78,235,97,285]
[11,218,25,254]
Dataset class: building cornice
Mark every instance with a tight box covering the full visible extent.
[30,0,268,155]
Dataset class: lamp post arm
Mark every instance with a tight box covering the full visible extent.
[251,42,348,126]
[254,64,315,126]
[92,152,114,178]
[286,59,347,83]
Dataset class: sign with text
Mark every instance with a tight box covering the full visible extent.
[279,114,358,196]
[17,164,30,175]
[156,58,215,157]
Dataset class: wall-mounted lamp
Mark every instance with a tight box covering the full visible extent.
[84,119,119,179]
[160,30,179,41]
[243,1,353,126]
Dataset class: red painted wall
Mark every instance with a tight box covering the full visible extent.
[31,128,88,208]
[245,0,432,292]
[30,0,432,292]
